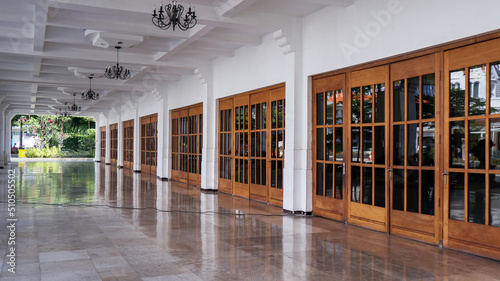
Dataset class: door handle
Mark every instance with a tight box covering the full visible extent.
[387,168,393,181]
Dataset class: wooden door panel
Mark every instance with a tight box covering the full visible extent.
[347,65,389,233]
[443,38,500,260]
[348,202,387,232]
[388,54,440,245]
[250,91,269,203]
[233,95,250,199]
[269,85,285,207]
[312,74,346,220]
[219,98,233,194]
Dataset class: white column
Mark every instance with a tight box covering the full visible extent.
[0,104,8,168]
[133,110,141,172]
[155,91,167,179]
[105,113,111,164]
[197,66,218,191]
[275,20,312,213]
[5,111,14,164]
[93,114,101,162]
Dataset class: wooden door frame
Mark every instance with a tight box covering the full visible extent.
[345,65,390,233]
[110,123,118,166]
[123,119,134,170]
[100,126,106,163]
[140,113,158,175]
[170,103,203,186]
[312,73,347,222]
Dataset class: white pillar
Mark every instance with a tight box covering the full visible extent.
[156,91,167,179]
[94,118,101,162]
[275,20,311,214]
[197,66,218,191]
[133,109,141,172]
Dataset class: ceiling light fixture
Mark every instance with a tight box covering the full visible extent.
[152,1,197,31]
[81,76,100,100]
[58,102,71,117]
[68,93,82,112]
[104,45,131,80]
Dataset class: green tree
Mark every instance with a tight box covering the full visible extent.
[23,115,70,149]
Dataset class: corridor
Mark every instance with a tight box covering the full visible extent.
[0,161,499,280]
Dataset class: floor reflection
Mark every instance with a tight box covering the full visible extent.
[1,161,500,280]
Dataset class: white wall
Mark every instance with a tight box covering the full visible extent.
[213,32,287,98]
[303,0,500,76]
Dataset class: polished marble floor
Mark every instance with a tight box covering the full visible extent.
[0,161,500,280]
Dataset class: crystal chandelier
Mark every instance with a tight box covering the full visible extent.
[68,93,81,112]
[81,76,100,100]
[152,1,197,31]
[58,102,71,117]
[104,46,130,80]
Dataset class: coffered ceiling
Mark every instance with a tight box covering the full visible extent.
[0,0,352,116]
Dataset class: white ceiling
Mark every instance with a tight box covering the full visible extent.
[0,0,352,117]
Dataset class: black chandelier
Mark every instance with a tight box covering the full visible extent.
[58,102,71,117]
[152,1,197,31]
[81,76,100,100]
[68,93,82,112]
[104,46,130,80]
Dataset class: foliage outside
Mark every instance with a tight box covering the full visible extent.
[12,115,95,158]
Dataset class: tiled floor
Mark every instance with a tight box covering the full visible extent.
[0,161,500,280]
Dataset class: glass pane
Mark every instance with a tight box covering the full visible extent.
[244,132,248,156]
[373,83,385,123]
[317,128,324,161]
[469,64,487,116]
[351,87,361,124]
[335,90,343,125]
[335,127,343,162]
[251,105,256,130]
[251,132,256,157]
[325,164,333,198]
[393,125,405,166]
[407,124,419,166]
[256,132,261,158]
[468,173,485,224]
[374,126,385,165]
[278,130,284,158]
[362,127,372,164]
[408,77,420,121]
[228,110,232,131]
[491,119,500,168]
[450,121,465,168]
[468,119,486,169]
[254,159,258,184]
[422,122,435,166]
[256,104,261,130]
[374,168,385,207]
[244,159,248,184]
[362,85,373,123]
[272,101,277,128]
[362,167,372,205]
[272,161,276,188]
[245,106,249,130]
[490,174,500,227]
[449,172,465,221]
[326,128,334,161]
[277,161,283,189]
[394,80,405,122]
[278,100,284,128]
[262,132,266,158]
[351,166,360,203]
[393,169,404,211]
[421,170,435,215]
[228,158,231,180]
[262,160,266,186]
[326,91,334,125]
[335,164,343,199]
[421,74,436,119]
[272,131,277,158]
[235,107,240,130]
[351,128,360,163]
[407,169,419,213]
[490,63,500,114]
[450,69,466,117]
[235,158,239,182]
[262,103,267,129]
